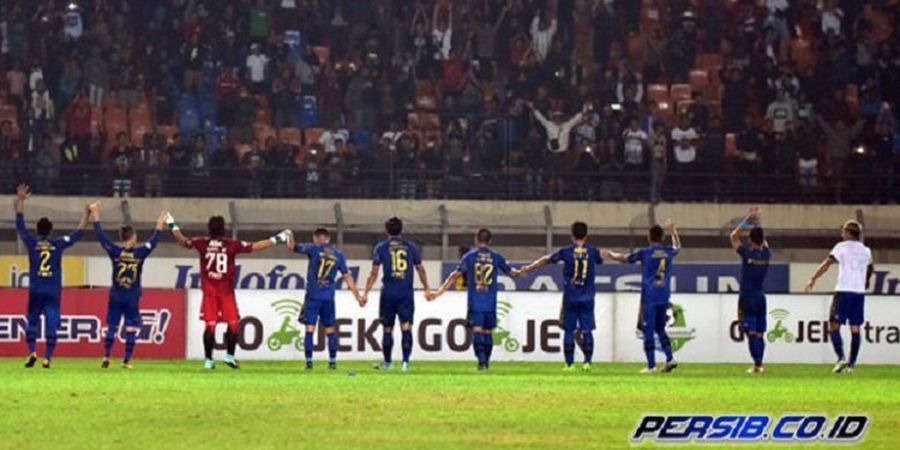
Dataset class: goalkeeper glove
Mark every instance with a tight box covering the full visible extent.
[165,212,180,231]
[269,230,291,245]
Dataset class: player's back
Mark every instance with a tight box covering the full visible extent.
[191,236,253,295]
[27,237,72,295]
[738,245,771,297]
[630,244,678,304]
[552,243,602,302]
[831,240,872,294]
[459,247,511,312]
[374,237,420,299]
[297,243,348,301]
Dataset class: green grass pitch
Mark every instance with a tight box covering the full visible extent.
[1,359,898,450]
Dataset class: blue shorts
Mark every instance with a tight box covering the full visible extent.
[739,309,767,334]
[299,297,336,327]
[467,310,497,330]
[639,303,669,339]
[830,292,865,326]
[379,295,414,327]
[559,300,595,332]
[108,294,141,328]
[27,292,61,324]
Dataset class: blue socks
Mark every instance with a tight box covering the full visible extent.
[26,315,39,354]
[580,331,594,364]
[327,333,337,363]
[483,333,493,362]
[382,332,394,364]
[473,333,486,365]
[45,330,58,360]
[831,329,845,360]
[124,331,137,362]
[104,326,117,358]
[304,331,314,362]
[563,331,575,365]
[658,330,674,363]
[747,335,765,366]
[643,339,656,369]
[849,332,861,366]
[401,330,413,364]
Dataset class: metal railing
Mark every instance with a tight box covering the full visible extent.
[0,164,894,204]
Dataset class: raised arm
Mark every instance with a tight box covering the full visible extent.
[90,203,117,252]
[729,222,745,251]
[251,229,292,252]
[666,218,681,250]
[805,256,835,292]
[13,184,35,244]
[165,212,193,248]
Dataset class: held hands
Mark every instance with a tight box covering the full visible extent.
[426,291,439,302]
[15,184,30,201]
[269,229,293,245]
[356,293,367,307]
[664,218,676,232]
[804,279,815,293]
[88,202,101,221]
[156,210,168,229]
[164,212,179,231]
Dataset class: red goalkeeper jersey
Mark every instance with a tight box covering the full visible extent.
[189,236,253,295]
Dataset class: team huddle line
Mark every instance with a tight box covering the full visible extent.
[13,185,872,373]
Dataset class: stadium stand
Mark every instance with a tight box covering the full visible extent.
[0,0,896,203]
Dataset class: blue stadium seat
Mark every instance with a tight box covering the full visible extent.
[177,94,200,133]
[206,126,228,151]
[198,95,219,129]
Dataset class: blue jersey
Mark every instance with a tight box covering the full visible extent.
[296,243,348,301]
[16,213,81,296]
[737,245,771,311]
[550,243,603,303]
[373,236,421,299]
[627,244,679,305]
[95,222,161,300]
[455,247,512,313]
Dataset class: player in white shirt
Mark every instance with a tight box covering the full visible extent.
[805,220,874,374]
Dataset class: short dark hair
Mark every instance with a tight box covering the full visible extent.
[314,228,330,238]
[385,217,402,236]
[843,220,862,239]
[649,225,664,243]
[36,217,53,237]
[749,227,765,245]
[476,228,492,244]
[120,225,135,242]
[208,216,226,237]
[571,221,588,240]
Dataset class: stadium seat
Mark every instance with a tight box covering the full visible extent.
[420,113,440,131]
[676,100,694,117]
[689,70,711,98]
[695,53,723,71]
[303,127,324,147]
[278,127,302,146]
[656,101,673,121]
[416,94,438,111]
[256,107,272,125]
[206,126,228,150]
[157,125,178,145]
[415,80,435,97]
[198,96,219,128]
[670,84,692,102]
[845,84,860,116]
[647,84,669,103]
[105,109,130,146]
[406,113,421,130]
[253,123,276,144]
[311,46,330,63]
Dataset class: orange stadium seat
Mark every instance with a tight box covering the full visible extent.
[670,83,692,102]
[253,123,276,144]
[725,133,738,158]
[790,39,815,72]
[278,127,302,146]
[311,46,330,64]
[647,84,669,103]
[303,127,324,147]
[157,125,178,145]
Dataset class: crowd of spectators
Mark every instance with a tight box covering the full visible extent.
[0,0,898,202]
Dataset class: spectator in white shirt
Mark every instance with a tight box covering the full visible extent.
[246,44,269,93]
[528,102,589,153]
[319,123,350,154]
[764,0,789,39]
[530,10,557,63]
[622,118,648,168]
[821,3,843,36]
[432,2,453,60]
[670,115,699,170]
